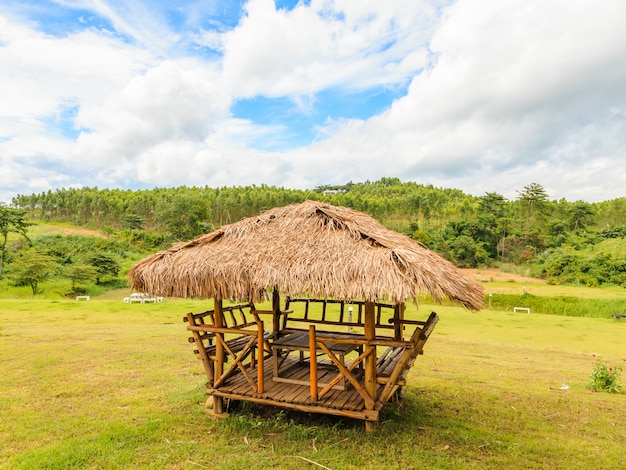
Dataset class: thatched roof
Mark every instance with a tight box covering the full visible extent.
[129,200,484,310]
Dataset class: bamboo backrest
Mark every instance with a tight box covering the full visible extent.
[185,302,259,328]
[282,297,398,333]
[376,312,439,404]
[404,311,439,363]
[184,303,262,357]
[184,303,268,393]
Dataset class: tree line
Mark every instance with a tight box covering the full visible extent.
[3,177,625,293]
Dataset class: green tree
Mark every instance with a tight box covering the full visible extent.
[495,216,515,261]
[449,235,490,268]
[517,183,549,232]
[478,192,507,218]
[0,204,32,277]
[62,263,98,290]
[477,192,508,259]
[568,201,595,231]
[7,249,58,295]
[155,193,209,240]
[123,213,146,231]
[87,252,121,284]
[546,219,569,247]
[122,213,146,248]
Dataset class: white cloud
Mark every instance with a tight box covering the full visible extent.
[0,17,150,121]
[222,0,436,98]
[281,0,626,201]
[132,136,288,188]
[52,0,179,54]
[0,12,154,165]
[0,10,155,201]
[402,0,626,125]
[73,59,230,164]
[1,0,626,205]
[193,28,224,52]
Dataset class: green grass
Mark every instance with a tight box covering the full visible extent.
[7,221,103,240]
[486,293,626,318]
[2,294,625,469]
[481,279,624,299]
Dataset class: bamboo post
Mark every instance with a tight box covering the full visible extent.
[257,321,265,394]
[213,298,225,414]
[394,303,405,340]
[309,325,318,401]
[272,286,280,335]
[364,301,377,432]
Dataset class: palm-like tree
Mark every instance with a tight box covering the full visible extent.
[0,204,32,277]
[517,183,549,233]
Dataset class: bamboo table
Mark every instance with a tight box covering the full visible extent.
[271,330,362,390]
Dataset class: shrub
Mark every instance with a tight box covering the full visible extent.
[588,360,622,393]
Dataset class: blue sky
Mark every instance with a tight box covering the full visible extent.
[1,0,626,204]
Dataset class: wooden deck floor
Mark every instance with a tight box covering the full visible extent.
[209,356,383,422]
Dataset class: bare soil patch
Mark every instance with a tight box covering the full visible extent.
[59,227,105,237]
[463,267,545,284]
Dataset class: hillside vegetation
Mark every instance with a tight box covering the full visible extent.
[1,178,624,300]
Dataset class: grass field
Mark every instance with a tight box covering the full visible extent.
[1,288,625,469]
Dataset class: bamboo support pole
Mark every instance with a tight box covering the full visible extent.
[364,301,377,432]
[213,298,225,414]
[309,325,318,401]
[394,303,405,340]
[257,321,264,393]
[272,286,281,335]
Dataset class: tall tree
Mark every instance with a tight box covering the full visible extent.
[478,192,506,218]
[155,193,209,240]
[0,204,32,277]
[568,201,595,231]
[477,192,507,259]
[122,213,146,248]
[517,183,549,232]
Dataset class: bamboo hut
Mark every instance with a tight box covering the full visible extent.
[129,200,483,430]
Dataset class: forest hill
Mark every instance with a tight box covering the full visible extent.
[5,178,626,287]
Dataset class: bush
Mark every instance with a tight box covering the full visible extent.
[588,360,622,393]
[532,248,626,286]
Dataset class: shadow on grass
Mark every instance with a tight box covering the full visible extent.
[213,385,438,436]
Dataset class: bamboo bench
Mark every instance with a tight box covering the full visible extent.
[275,299,438,400]
[185,303,272,356]
[271,329,364,390]
[275,298,397,382]
[280,297,399,334]
[184,303,272,387]
[375,312,439,402]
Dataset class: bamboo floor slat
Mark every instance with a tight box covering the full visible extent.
[213,356,370,412]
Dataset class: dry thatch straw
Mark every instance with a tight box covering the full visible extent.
[129,200,484,310]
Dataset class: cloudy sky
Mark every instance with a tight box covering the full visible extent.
[1,0,625,205]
